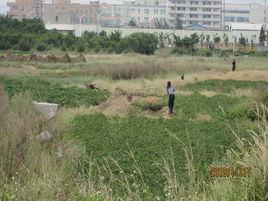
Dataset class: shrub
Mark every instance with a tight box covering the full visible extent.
[226,101,257,120]
[77,42,86,52]
[0,39,11,50]
[18,38,31,51]
[36,42,47,52]
[127,32,158,55]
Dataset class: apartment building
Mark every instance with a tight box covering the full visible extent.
[8,0,123,27]
[43,1,100,25]
[100,4,122,27]
[7,0,43,20]
[224,3,268,25]
[122,0,169,28]
[169,0,222,30]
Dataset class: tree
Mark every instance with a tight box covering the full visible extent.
[223,33,229,47]
[127,32,158,55]
[239,34,246,47]
[109,30,122,42]
[175,17,183,30]
[259,26,266,46]
[18,38,31,51]
[129,19,136,27]
[36,42,47,52]
[206,35,210,48]
[213,34,221,47]
[158,32,165,48]
[200,33,205,46]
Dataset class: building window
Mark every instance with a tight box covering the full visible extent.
[203,8,211,12]
[144,17,149,23]
[177,7,185,11]
[190,7,197,11]
[138,8,140,13]
[55,16,59,22]
[203,1,211,5]
[237,17,249,22]
[160,9,165,14]
[203,14,211,19]
[154,9,158,14]
[144,9,149,14]
[22,6,28,12]
[190,1,198,5]
[190,14,198,18]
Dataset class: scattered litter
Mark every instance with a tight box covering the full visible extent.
[37,131,52,142]
[56,146,63,158]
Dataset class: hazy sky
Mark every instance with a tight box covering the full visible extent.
[0,0,267,14]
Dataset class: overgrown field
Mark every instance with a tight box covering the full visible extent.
[71,90,259,196]
[1,53,268,200]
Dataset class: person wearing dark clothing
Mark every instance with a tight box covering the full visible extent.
[167,81,175,114]
[181,72,184,80]
[232,59,236,71]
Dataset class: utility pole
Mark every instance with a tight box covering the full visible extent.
[222,0,225,32]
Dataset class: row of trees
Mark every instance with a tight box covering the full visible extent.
[0,17,158,55]
[0,16,267,55]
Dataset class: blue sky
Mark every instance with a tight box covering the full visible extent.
[0,0,267,14]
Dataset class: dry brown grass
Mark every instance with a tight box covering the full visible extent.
[0,90,87,200]
[193,113,212,122]
[0,66,38,76]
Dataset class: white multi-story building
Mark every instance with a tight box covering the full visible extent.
[169,0,222,30]
[224,3,268,25]
[121,0,169,28]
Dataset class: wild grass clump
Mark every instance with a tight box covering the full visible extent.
[82,60,178,80]
[0,87,84,200]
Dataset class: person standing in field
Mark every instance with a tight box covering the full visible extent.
[232,59,236,71]
[167,81,175,114]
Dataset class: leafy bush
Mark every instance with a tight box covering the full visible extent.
[18,38,31,51]
[226,101,257,120]
[0,39,11,50]
[36,42,47,52]
[127,32,158,55]
[76,42,86,52]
